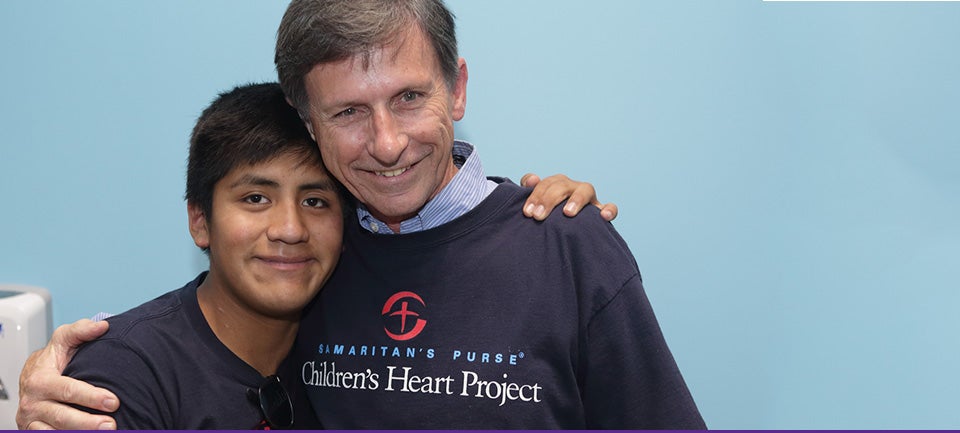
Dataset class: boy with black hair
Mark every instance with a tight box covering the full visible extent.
[62,82,344,429]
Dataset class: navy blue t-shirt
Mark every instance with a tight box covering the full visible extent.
[289,182,706,429]
[64,273,311,429]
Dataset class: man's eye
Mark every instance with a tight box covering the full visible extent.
[401,91,419,102]
[336,107,357,117]
[303,197,327,208]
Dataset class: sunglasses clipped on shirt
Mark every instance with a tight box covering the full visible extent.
[248,375,294,429]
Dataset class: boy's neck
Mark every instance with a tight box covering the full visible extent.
[195,281,299,377]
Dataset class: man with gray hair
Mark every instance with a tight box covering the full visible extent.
[270,0,705,428]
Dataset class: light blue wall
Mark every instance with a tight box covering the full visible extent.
[1,0,958,429]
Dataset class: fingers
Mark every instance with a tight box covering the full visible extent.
[51,319,110,371]
[519,173,541,188]
[523,174,570,220]
[559,181,599,218]
[22,420,55,430]
[599,202,619,222]
[16,319,118,430]
[21,400,117,430]
[53,373,120,413]
[522,173,620,221]
[552,181,619,222]
[18,361,119,430]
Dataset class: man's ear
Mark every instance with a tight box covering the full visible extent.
[187,202,210,250]
[303,120,316,141]
[451,58,468,121]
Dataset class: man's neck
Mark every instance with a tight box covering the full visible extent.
[357,141,494,234]
[373,211,416,234]
[370,164,459,234]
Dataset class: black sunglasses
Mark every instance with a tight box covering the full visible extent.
[248,375,294,429]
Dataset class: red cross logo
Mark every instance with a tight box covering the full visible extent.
[381,291,427,341]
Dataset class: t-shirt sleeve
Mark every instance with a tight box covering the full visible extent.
[63,338,172,429]
[582,273,707,429]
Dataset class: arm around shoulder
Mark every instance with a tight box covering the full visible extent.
[16,319,119,430]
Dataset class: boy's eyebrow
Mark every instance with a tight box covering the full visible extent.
[229,174,279,189]
[229,174,337,192]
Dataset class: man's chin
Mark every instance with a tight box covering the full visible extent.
[366,199,427,225]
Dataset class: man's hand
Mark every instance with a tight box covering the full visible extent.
[17,319,119,430]
[521,173,619,222]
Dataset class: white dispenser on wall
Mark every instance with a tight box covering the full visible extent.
[0,285,52,430]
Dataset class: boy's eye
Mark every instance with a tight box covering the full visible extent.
[303,197,327,208]
[245,194,267,204]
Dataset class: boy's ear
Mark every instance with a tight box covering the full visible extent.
[187,202,210,250]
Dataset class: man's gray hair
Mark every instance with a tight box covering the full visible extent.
[275,0,459,116]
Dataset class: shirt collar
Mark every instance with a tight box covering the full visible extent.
[357,140,497,234]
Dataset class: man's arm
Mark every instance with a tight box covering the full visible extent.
[17,319,119,430]
[583,275,706,429]
[520,173,619,221]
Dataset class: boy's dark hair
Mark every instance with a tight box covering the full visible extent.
[185,82,350,221]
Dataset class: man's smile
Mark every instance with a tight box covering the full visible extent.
[375,166,410,177]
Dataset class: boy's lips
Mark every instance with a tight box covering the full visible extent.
[256,255,314,270]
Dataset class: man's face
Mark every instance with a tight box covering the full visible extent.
[302,26,468,228]
[188,152,343,319]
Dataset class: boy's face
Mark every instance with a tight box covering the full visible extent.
[188,152,343,319]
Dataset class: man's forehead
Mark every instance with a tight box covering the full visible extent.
[306,27,438,94]
[341,20,427,65]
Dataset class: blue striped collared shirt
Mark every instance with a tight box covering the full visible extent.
[357,140,498,234]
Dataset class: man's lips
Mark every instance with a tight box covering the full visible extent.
[365,156,423,179]
[375,166,409,177]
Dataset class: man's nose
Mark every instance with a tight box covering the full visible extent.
[368,110,409,166]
